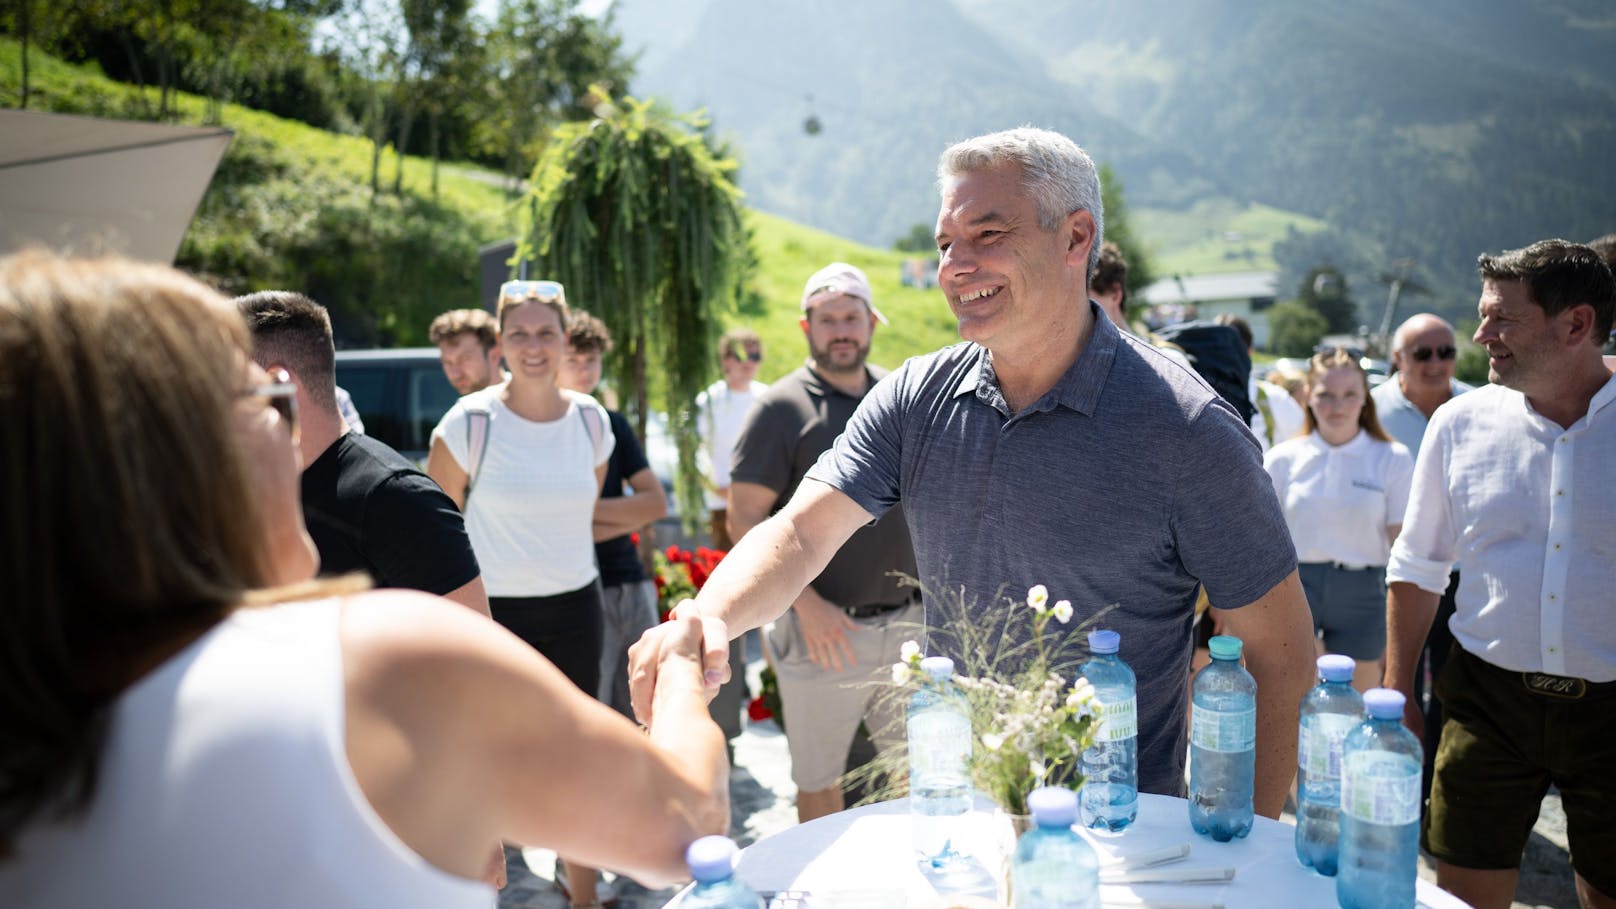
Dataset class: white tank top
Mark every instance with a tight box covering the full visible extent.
[0,599,493,909]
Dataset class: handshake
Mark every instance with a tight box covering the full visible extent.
[629,598,736,725]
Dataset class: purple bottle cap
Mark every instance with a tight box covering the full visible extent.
[1088,629,1120,654]
[1363,688,1406,720]
[1317,654,1356,683]
[686,835,738,883]
[1027,786,1078,827]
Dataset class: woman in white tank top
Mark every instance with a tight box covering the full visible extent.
[0,253,728,909]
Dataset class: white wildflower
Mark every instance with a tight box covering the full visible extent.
[1027,584,1049,614]
[1067,678,1096,711]
[1052,600,1073,624]
[982,732,1005,751]
[899,639,921,662]
[891,662,909,685]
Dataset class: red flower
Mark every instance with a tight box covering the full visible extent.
[747,695,773,722]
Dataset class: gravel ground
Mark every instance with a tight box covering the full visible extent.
[499,656,1580,909]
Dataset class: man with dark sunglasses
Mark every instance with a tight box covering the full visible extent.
[1371,313,1473,811]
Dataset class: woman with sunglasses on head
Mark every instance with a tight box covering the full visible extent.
[1263,348,1415,693]
[426,279,620,906]
[0,253,728,909]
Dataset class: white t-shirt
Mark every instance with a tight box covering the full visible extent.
[0,600,492,909]
[1264,430,1414,568]
[1249,377,1305,452]
[432,386,614,597]
[696,378,767,510]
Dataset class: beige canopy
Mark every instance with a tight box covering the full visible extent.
[0,109,232,264]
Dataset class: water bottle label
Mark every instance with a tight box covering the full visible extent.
[1300,714,1358,780]
[1095,694,1137,742]
[1190,704,1255,753]
[1341,752,1420,825]
[908,711,971,775]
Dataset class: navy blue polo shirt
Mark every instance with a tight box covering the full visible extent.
[806,306,1296,795]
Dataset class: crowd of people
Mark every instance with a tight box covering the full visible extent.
[2,125,1613,909]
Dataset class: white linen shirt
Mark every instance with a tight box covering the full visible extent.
[1265,430,1413,568]
[1386,376,1616,681]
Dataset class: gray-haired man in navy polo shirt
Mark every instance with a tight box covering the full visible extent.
[629,127,1317,816]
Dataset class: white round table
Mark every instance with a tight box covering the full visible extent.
[721,793,1469,908]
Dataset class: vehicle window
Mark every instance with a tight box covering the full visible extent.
[335,364,404,451]
[408,366,460,451]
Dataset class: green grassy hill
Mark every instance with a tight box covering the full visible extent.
[740,213,960,383]
[2,40,963,370]
[1136,200,1328,278]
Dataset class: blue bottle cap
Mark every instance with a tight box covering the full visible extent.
[1027,786,1078,828]
[1088,629,1120,654]
[1363,688,1406,720]
[920,655,955,680]
[1207,635,1243,661]
[686,835,738,883]
[1317,654,1356,683]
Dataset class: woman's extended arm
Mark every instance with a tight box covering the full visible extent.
[341,591,728,888]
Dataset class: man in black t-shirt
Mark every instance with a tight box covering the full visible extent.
[236,292,487,614]
[561,311,669,718]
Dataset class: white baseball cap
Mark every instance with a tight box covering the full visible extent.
[800,262,888,325]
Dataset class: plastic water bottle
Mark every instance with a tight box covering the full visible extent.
[1337,688,1422,909]
[683,836,763,909]
[909,655,973,867]
[1010,786,1099,909]
[1078,629,1138,832]
[1188,635,1256,841]
[1295,654,1365,876]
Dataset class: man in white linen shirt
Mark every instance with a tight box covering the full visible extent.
[1384,239,1616,909]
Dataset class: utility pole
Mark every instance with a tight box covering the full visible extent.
[1373,258,1416,358]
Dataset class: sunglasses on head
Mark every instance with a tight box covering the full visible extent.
[500,280,565,304]
[1313,345,1365,361]
[247,367,298,439]
[1407,344,1457,362]
[726,349,762,363]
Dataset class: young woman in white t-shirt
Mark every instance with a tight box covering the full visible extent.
[1264,348,1414,692]
[427,281,617,905]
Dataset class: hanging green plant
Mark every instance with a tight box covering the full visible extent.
[516,94,748,531]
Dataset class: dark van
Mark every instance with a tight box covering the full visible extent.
[334,348,458,465]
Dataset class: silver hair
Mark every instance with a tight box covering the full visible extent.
[936,127,1105,280]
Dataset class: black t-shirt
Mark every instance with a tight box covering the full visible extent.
[730,364,916,609]
[595,409,652,586]
[300,432,480,595]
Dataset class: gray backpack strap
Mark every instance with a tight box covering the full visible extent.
[464,405,492,502]
[577,401,604,459]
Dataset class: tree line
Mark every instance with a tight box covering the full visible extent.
[2,0,636,195]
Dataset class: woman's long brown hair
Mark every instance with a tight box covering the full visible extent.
[0,251,268,857]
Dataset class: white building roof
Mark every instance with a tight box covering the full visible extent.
[1140,271,1279,306]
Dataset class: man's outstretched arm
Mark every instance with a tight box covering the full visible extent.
[1219,569,1316,819]
[627,479,873,724]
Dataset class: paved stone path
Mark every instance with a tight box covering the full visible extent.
[497,657,1578,909]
